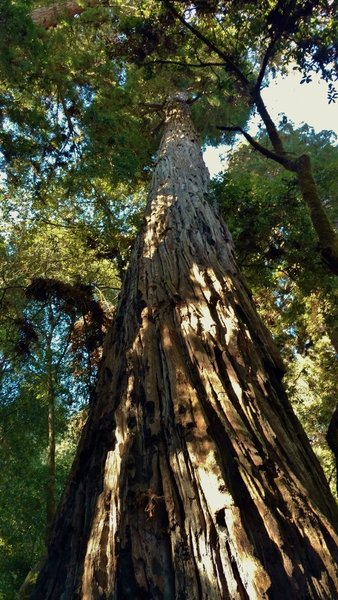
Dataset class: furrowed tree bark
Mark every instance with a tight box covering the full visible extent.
[32,94,338,600]
[327,406,338,497]
[31,0,99,29]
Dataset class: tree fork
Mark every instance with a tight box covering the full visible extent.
[32,94,338,600]
[244,92,338,276]
[217,125,338,275]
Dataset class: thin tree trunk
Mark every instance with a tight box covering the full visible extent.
[32,93,338,600]
[324,310,338,355]
[328,326,338,355]
[296,154,338,275]
[46,368,56,532]
[46,307,56,533]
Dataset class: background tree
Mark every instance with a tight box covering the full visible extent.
[0,158,119,597]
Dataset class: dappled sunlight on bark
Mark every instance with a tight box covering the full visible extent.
[32,95,338,600]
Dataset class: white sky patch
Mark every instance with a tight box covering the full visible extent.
[204,146,227,177]
[204,71,338,177]
[259,70,338,134]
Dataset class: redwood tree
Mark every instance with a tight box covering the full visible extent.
[32,94,338,599]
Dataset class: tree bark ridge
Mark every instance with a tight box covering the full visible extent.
[31,0,99,28]
[32,93,338,600]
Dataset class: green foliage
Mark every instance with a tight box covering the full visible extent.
[0,383,68,597]
[181,0,338,85]
[0,387,85,598]
[213,123,337,286]
[0,291,94,596]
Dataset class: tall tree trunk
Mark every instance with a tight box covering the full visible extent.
[32,93,338,600]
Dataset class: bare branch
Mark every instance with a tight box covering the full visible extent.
[139,102,165,111]
[217,126,296,171]
[145,59,226,68]
[255,34,280,93]
[251,92,287,156]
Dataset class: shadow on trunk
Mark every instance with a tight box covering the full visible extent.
[31,94,338,600]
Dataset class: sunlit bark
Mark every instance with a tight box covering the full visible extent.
[32,94,338,600]
[31,0,98,29]
[164,1,338,276]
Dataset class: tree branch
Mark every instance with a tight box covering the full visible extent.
[145,59,227,68]
[161,1,289,159]
[138,102,165,114]
[251,92,287,156]
[217,126,296,171]
[162,0,249,88]
[255,34,281,93]
[255,0,308,93]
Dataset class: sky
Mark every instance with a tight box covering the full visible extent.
[203,71,338,176]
